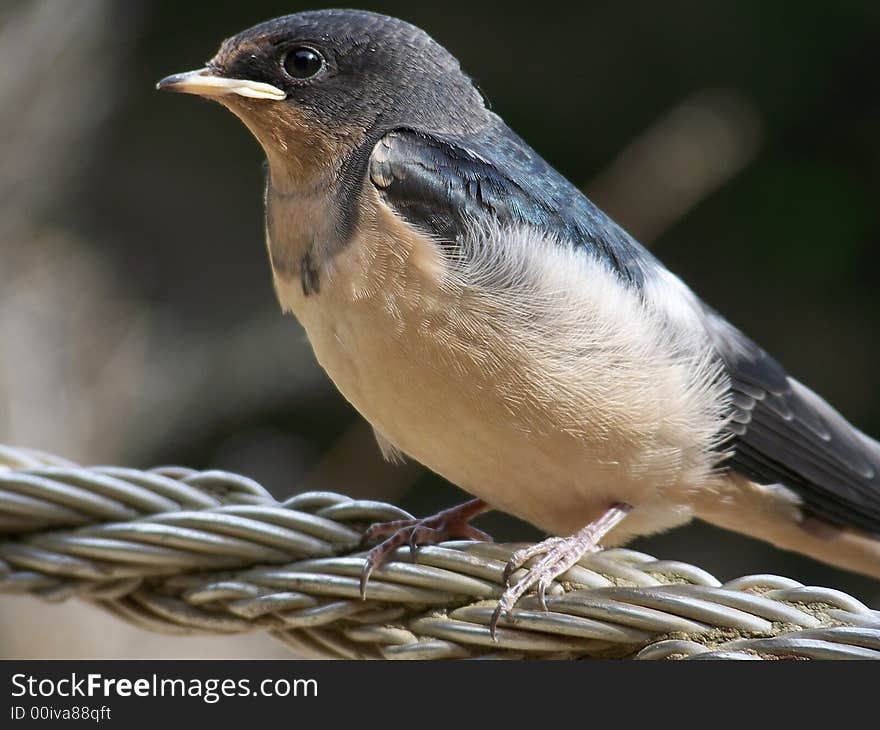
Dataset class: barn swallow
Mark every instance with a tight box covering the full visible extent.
[159,9,880,636]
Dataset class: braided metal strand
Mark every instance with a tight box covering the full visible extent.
[1,445,879,659]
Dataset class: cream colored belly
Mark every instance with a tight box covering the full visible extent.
[293,293,617,533]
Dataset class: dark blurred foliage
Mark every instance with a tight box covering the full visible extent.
[10,0,880,607]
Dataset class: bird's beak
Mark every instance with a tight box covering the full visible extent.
[156,67,286,101]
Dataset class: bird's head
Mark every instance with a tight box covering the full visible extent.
[157,10,489,190]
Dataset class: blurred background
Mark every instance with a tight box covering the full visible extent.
[1,0,878,656]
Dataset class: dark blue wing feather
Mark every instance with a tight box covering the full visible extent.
[704,308,880,534]
[368,120,651,286]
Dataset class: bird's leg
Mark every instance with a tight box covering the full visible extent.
[360,498,491,598]
[490,502,632,639]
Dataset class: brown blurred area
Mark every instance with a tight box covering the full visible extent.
[1,0,879,657]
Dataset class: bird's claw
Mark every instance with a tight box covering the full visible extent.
[501,538,564,584]
[491,539,570,640]
[489,503,632,640]
[359,498,490,600]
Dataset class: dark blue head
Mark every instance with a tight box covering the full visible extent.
[159,10,490,161]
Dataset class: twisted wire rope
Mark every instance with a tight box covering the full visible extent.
[1,444,879,659]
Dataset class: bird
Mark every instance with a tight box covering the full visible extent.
[158,9,880,635]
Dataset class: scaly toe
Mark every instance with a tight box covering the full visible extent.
[408,524,440,555]
[536,572,555,611]
[489,603,505,640]
[360,518,416,545]
[359,548,380,599]
[359,529,414,598]
[502,538,562,584]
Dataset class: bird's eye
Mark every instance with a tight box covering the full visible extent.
[282,47,324,79]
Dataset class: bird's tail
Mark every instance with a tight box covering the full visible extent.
[694,474,880,580]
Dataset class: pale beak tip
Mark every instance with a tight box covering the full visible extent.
[156,70,203,93]
[155,75,175,92]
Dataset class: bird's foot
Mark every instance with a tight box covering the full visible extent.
[490,503,631,639]
[360,498,490,598]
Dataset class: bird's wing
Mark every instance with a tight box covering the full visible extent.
[368,125,651,286]
[705,308,880,534]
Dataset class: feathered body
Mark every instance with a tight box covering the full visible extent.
[162,9,880,580]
